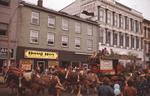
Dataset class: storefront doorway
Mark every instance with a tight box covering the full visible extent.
[36,61,45,73]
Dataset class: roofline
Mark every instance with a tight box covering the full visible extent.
[101,0,143,18]
[143,18,150,23]
[60,1,75,11]
[21,1,98,26]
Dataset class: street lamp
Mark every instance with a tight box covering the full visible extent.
[7,1,24,67]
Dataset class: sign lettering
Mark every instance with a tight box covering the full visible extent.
[24,50,58,59]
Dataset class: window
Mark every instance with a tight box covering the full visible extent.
[48,15,55,28]
[47,33,54,45]
[131,36,134,49]
[125,17,129,30]
[107,10,112,25]
[135,21,139,33]
[87,39,93,51]
[99,28,105,43]
[120,16,125,29]
[125,34,129,48]
[136,37,139,49]
[130,18,134,31]
[75,22,81,33]
[75,37,81,48]
[62,18,69,31]
[62,35,69,47]
[113,32,118,46]
[148,28,150,39]
[30,30,39,43]
[0,23,8,36]
[114,13,119,27]
[0,0,10,6]
[87,25,92,36]
[31,12,40,25]
[106,30,111,45]
[119,33,124,47]
[99,7,105,23]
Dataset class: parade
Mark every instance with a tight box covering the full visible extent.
[1,0,150,96]
[1,49,150,96]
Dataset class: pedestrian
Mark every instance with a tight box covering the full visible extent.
[97,77,114,96]
[123,79,137,96]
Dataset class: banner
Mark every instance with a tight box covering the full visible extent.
[100,60,113,71]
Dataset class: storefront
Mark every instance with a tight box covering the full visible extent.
[0,47,14,73]
[16,47,58,72]
[17,47,89,71]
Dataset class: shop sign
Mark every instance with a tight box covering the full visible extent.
[24,50,58,59]
[20,59,32,71]
[0,48,13,59]
[100,60,113,71]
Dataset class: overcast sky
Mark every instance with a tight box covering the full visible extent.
[24,0,150,20]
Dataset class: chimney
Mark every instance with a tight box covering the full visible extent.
[37,0,43,7]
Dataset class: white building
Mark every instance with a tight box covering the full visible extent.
[61,0,144,63]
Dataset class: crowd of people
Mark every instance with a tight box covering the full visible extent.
[32,64,150,96]
[97,69,150,96]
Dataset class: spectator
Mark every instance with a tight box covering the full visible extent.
[97,77,114,96]
[123,79,137,96]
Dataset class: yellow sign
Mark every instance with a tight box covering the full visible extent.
[24,50,58,59]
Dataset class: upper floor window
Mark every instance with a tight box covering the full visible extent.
[125,16,129,30]
[47,33,55,45]
[120,16,125,29]
[148,28,150,39]
[75,37,81,49]
[107,10,112,25]
[87,25,93,36]
[113,32,118,46]
[125,34,129,48]
[62,35,69,47]
[48,15,56,28]
[135,21,139,33]
[62,18,69,31]
[31,11,40,25]
[114,13,119,27]
[75,22,81,33]
[136,37,139,49]
[106,30,111,45]
[119,33,124,47]
[131,36,135,49]
[99,28,105,43]
[99,7,105,23]
[0,0,10,6]
[130,18,134,32]
[87,39,93,51]
[30,30,39,44]
[0,22,8,36]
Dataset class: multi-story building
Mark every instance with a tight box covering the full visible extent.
[0,0,22,73]
[143,19,150,68]
[62,0,144,66]
[15,0,99,71]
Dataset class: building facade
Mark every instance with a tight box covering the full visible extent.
[0,0,21,73]
[143,19,150,68]
[62,0,144,66]
[15,1,99,71]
